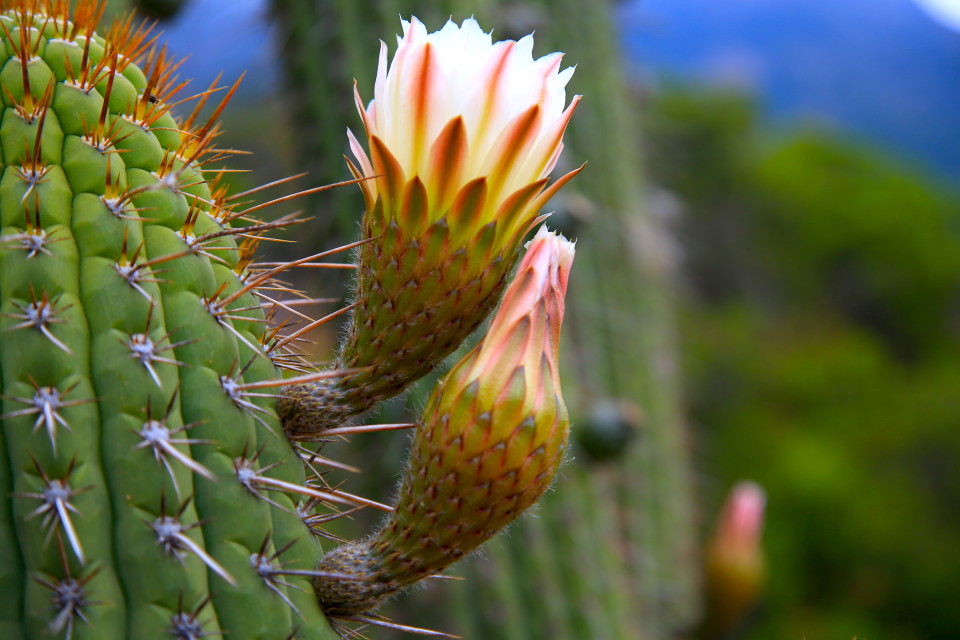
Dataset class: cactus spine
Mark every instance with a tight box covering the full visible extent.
[2,2,584,638]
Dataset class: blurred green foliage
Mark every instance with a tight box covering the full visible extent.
[646,87,960,640]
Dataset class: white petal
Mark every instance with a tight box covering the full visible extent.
[356,15,577,214]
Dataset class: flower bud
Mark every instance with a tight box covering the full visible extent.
[314,228,575,615]
[701,481,767,638]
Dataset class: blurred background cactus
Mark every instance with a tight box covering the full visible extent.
[265,1,960,638]
[269,2,700,639]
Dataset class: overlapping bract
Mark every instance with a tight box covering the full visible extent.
[280,19,581,435]
[314,229,575,615]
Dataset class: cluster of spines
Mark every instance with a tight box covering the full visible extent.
[0,2,408,638]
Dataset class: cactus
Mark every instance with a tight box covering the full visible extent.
[0,3,346,637]
[0,2,582,638]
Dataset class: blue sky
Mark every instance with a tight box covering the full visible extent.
[158,0,960,182]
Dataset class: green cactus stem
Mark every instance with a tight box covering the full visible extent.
[0,3,352,637]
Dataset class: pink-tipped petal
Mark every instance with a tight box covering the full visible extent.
[376,39,389,90]
[525,95,581,180]
[492,178,549,245]
[543,142,564,177]
[529,163,586,215]
[536,52,564,84]
[354,80,375,137]
[481,104,542,195]
[347,128,374,177]
[404,41,437,172]
[471,40,516,147]
[345,156,376,213]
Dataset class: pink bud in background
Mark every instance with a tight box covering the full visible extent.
[714,481,766,559]
[701,481,767,639]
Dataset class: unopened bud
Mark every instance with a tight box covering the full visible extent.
[314,228,575,615]
[701,481,767,638]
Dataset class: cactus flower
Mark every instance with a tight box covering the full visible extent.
[350,17,581,241]
[701,482,767,638]
[314,228,575,615]
[279,18,581,435]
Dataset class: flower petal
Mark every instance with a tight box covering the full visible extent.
[401,41,438,172]
[347,127,374,177]
[480,104,542,197]
[493,178,549,246]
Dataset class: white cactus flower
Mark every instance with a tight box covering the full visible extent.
[348,17,582,246]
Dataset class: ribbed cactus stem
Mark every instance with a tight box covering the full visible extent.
[0,4,352,637]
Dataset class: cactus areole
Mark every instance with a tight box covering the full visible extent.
[0,3,579,639]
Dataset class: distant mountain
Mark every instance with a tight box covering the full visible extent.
[619,0,960,182]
